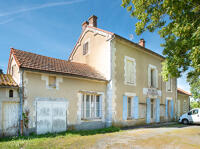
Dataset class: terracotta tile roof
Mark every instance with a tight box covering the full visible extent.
[177,88,192,96]
[0,74,18,87]
[11,48,106,81]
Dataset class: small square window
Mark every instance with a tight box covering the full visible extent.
[83,42,89,55]
[9,90,14,98]
[49,76,56,88]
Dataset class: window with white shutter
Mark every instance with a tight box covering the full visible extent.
[124,56,136,85]
[166,76,172,92]
[83,42,89,55]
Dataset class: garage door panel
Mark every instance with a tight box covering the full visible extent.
[52,102,67,133]
[3,102,19,136]
[36,100,67,134]
[36,101,52,134]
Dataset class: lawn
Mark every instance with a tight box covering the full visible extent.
[0,127,120,149]
[1,123,200,149]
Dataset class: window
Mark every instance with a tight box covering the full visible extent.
[148,64,158,88]
[150,68,156,88]
[81,93,101,119]
[166,76,172,91]
[127,97,132,118]
[125,56,136,85]
[49,76,56,88]
[192,109,198,115]
[9,90,14,98]
[83,42,89,55]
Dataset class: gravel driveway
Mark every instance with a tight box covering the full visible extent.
[92,124,200,149]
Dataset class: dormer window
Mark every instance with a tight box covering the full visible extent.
[9,90,14,98]
[49,76,56,88]
[83,42,89,55]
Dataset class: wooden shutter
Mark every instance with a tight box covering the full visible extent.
[156,98,160,122]
[123,96,128,120]
[146,98,151,123]
[165,99,168,118]
[133,96,139,119]
[171,99,174,119]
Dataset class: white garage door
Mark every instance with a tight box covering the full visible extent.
[3,102,19,136]
[36,100,67,134]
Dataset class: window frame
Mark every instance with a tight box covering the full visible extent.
[9,89,14,98]
[82,39,90,56]
[81,93,102,120]
[48,76,56,88]
[127,96,133,119]
[124,56,136,86]
[166,76,172,92]
[148,64,158,88]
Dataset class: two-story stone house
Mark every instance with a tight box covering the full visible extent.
[1,15,177,136]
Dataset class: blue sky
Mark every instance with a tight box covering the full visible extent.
[0,0,190,92]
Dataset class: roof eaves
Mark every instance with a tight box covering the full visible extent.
[21,67,107,82]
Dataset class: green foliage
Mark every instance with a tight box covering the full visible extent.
[190,101,200,109]
[122,0,200,99]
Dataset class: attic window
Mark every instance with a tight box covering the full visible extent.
[49,76,56,88]
[83,42,89,55]
[9,90,14,98]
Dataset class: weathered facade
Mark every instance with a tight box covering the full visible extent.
[0,15,191,136]
[0,74,19,136]
[177,88,191,118]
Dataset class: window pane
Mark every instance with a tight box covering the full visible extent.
[86,95,90,118]
[81,94,84,118]
[128,97,132,118]
[151,69,154,87]
[96,95,100,117]
[49,76,56,87]
[91,95,95,118]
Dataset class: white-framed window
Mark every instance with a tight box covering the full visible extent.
[81,93,102,120]
[83,41,89,55]
[124,56,136,85]
[127,97,132,118]
[49,76,56,88]
[166,76,172,92]
[148,64,158,88]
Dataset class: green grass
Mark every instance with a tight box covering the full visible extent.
[0,126,120,149]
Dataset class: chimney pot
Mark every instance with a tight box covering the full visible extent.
[88,15,97,27]
[82,21,89,32]
[139,38,145,47]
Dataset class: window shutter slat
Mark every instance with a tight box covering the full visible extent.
[123,96,128,120]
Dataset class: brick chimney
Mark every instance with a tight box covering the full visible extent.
[82,21,89,32]
[88,15,97,27]
[139,39,145,47]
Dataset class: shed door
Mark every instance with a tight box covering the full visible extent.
[36,100,67,134]
[3,102,19,136]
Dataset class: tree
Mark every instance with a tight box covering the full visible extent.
[122,0,200,99]
[190,101,200,109]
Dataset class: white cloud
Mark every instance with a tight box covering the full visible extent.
[0,0,84,17]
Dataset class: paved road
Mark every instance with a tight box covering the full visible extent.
[92,125,200,149]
